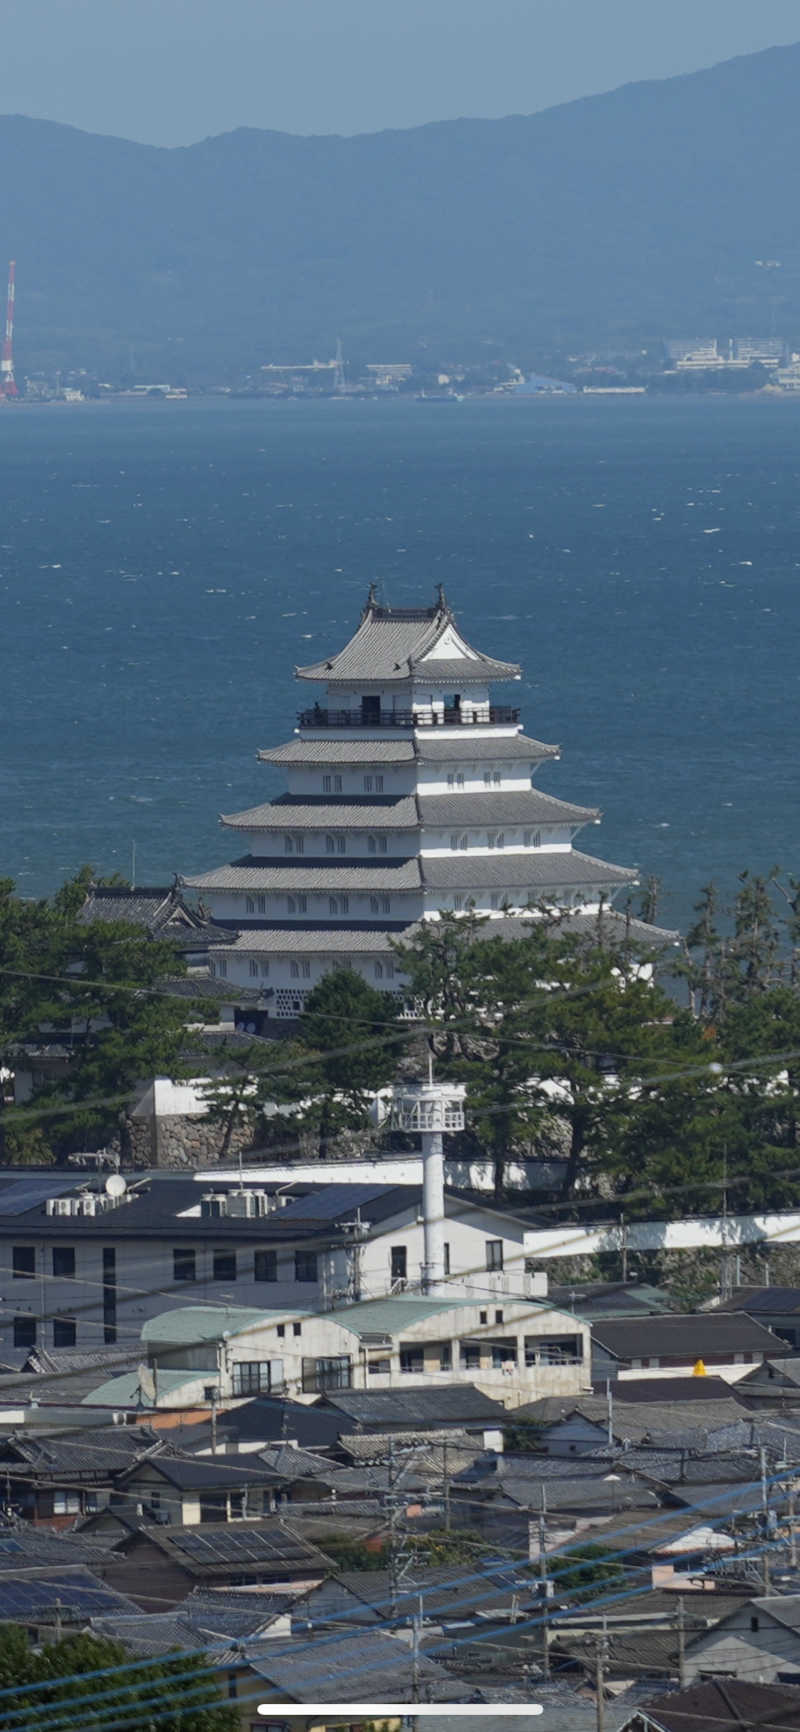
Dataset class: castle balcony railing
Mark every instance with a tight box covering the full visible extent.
[298,705,520,730]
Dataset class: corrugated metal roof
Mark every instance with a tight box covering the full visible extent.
[81,1370,201,1407]
[332,1295,475,1339]
[141,1305,288,1346]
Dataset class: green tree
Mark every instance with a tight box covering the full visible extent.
[0,1625,239,1730]
[299,969,406,1156]
[548,1542,626,1601]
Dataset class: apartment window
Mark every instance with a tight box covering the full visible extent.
[293,1321,302,1337]
[53,1492,80,1515]
[462,1343,480,1369]
[391,1246,407,1283]
[302,1355,351,1393]
[486,1239,504,1271]
[440,1343,452,1371]
[173,1248,196,1282]
[443,1243,450,1275]
[213,1249,237,1283]
[480,1310,488,1324]
[295,1250,318,1283]
[249,960,259,978]
[257,895,267,913]
[277,1324,285,1338]
[246,896,255,913]
[492,1342,517,1369]
[495,1309,504,1324]
[260,961,270,978]
[369,1357,391,1376]
[53,1316,76,1348]
[400,1346,424,1375]
[13,1316,35,1349]
[232,1362,272,1396]
[326,834,335,854]
[254,1249,277,1282]
[52,1246,75,1280]
[12,1247,34,1280]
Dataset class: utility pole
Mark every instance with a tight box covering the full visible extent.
[411,1594,423,1703]
[592,1632,608,1732]
[388,1439,399,1617]
[606,1379,614,1449]
[760,1444,771,1592]
[442,1439,451,1533]
[676,1596,686,1688]
[539,1486,550,1681]
[790,1483,798,1570]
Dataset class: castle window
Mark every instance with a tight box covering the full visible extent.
[447,773,455,788]
[386,959,395,979]
[374,962,383,979]
[217,959,227,977]
[326,835,335,854]
[363,775,373,792]
[368,835,377,854]
[370,897,379,914]
[375,775,384,792]
[484,771,492,787]
[455,772,464,787]
[302,960,311,978]
[290,962,299,979]
[381,896,390,913]
[323,775,332,793]
[337,836,346,853]
[378,836,387,853]
[450,834,459,852]
[524,830,542,848]
[287,895,307,914]
[284,836,293,854]
[246,896,255,913]
[453,895,464,911]
[249,961,259,978]
[491,893,501,909]
[334,775,342,792]
[493,771,501,786]
[257,895,266,913]
[260,961,270,978]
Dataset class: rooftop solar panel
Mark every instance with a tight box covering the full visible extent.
[0,1570,133,1619]
[0,1176,76,1216]
[277,1184,393,1222]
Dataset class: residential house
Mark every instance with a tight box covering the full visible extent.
[615,1677,800,1731]
[715,1287,800,1351]
[88,1516,332,1608]
[683,1593,800,1686]
[589,1313,790,1384]
[0,1425,163,1526]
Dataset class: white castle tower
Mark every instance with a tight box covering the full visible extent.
[183,588,640,1020]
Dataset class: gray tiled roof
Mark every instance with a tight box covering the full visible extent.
[250,1626,459,1702]
[218,927,401,954]
[419,790,599,825]
[295,597,520,683]
[182,858,421,891]
[416,732,559,761]
[221,796,419,830]
[592,1312,789,1360]
[259,738,416,764]
[421,848,637,890]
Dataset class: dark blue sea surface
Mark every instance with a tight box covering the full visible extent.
[1,395,799,932]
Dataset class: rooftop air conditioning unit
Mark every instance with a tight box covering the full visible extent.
[200,1193,228,1218]
[227,1190,271,1218]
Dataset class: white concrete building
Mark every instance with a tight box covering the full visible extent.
[183,589,639,1018]
[95,1292,591,1410]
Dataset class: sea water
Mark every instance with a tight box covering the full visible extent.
[1,394,799,933]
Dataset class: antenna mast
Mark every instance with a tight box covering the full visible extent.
[0,262,17,398]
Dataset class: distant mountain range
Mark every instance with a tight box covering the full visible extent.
[3,42,800,381]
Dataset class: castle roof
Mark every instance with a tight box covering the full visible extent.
[184,848,634,896]
[257,732,558,766]
[220,789,597,831]
[295,589,520,684]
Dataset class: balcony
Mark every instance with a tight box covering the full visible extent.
[298,705,521,730]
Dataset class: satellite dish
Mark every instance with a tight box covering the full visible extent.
[105,1174,127,1198]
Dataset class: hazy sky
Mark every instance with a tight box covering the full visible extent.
[6,0,800,145]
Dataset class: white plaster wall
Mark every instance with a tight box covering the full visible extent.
[420,826,574,856]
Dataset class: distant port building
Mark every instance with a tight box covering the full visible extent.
[183,591,643,1020]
